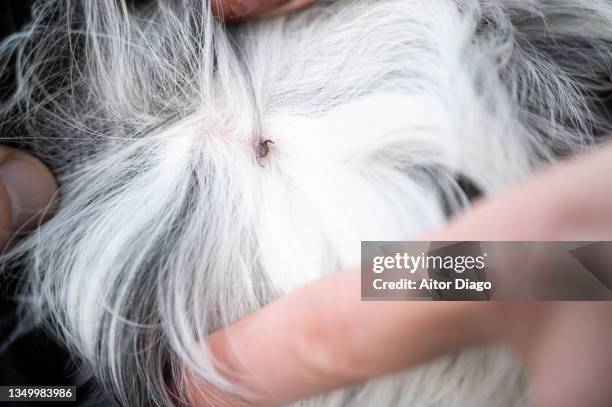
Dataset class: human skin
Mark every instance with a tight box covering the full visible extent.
[186,141,612,407]
[5,3,611,406]
[194,5,612,407]
[0,3,313,239]
[4,133,610,407]
[0,146,57,248]
[211,0,316,22]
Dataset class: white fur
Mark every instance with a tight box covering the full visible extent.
[1,0,612,405]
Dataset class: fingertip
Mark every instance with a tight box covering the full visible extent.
[212,0,314,22]
[0,147,58,244]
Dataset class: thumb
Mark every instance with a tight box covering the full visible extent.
[0,146,58,248]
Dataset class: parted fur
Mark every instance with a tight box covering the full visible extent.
[1,0,612,405]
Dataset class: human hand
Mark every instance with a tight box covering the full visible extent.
[184,143,612,407]
[211,0,316,22]
[0,146,57,248]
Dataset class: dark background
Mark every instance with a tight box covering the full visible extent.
[0,1,85,406]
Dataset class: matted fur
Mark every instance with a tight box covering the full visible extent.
[1,0,611,405]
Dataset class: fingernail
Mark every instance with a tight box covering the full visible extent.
[229,0,261,19]
[0,151,58,231]
[213,0,298,22]
[212,0,260,21]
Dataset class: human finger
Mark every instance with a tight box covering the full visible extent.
[188,143,612,405]
[0,146,57,248]
[211,0,316,22]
